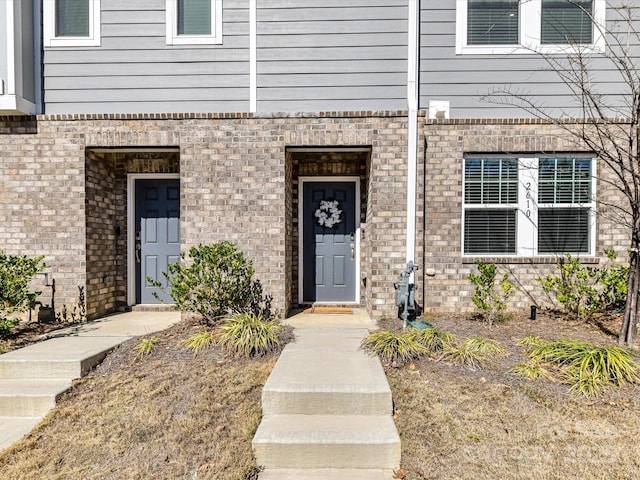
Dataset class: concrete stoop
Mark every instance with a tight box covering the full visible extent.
[252,325,401,477]
[258,468,397,480]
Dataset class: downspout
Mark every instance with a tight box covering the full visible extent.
[249,0,257,113]
[406,0,419,273]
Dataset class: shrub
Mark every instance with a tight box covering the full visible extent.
[444,336,507,369]
[361,330,427,366]
[153,242,274,324]
[0,252,46,336]
[516,337,639,396]
[217,313,281,357]
[468,261,514,325]
[183,331,217,355]
[537,249,628,319]
[134,337,158,357]
[408,327,456,353]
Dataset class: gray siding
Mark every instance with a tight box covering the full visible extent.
[256,0,408,112]
[419,1,638,119]
[44,0,250,114]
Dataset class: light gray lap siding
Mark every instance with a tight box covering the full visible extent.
[43,0,250,114]
[256,1,408,113]
[419,2,637,119]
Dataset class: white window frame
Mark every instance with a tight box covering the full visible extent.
[43,0,101,48]
[455,0,606,55]
[166,0,223,45]
[462,156,596,258]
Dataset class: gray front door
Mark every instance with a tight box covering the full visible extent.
[302,181,357,302]
[135,179,180,304]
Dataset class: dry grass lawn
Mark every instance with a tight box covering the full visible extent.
[0,317,274,480]
[1,311,639,479]
[386,311,640,480]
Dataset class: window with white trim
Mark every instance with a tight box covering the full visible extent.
[463,156,595,256]
[166,0,223,45]
[43,0,101,47]
[456,0,606,54]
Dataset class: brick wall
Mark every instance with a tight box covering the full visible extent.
[1,112,415,319]
[420,118,629,314]
[0,117,86,314]
[2,112,631,321]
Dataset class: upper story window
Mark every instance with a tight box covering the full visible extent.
[463,156,595,256]
[456,0,605,54]
[166,0,223,45]
[43,0,101,47]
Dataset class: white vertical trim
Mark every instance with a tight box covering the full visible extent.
[127,173,180,306]
[298,176,361,305]
[249,0,257,112]
[406,0,419,270]
[5,0,16,96]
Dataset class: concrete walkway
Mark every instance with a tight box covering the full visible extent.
[253,309,400,479]
[0,311,181,452]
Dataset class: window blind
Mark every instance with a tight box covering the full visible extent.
[467,0,519,45]
[538,208,590,253]
[178,0,211,35]
[56,0,90,37]
[538,158,591,204]
[541,0,593,44]
[464,209,517,254]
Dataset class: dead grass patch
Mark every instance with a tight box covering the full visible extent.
[0,317,276,480]
[384,310,640,480]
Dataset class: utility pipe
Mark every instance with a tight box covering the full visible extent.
[406,0,419,277]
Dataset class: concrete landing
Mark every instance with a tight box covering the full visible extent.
[0,311,181,453]
[253,310,400,477]
[258,469,397,480]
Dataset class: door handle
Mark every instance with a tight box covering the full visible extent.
[135,231,141,263]
[350,243,355,260]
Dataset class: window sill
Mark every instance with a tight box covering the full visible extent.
[461,256,600,265]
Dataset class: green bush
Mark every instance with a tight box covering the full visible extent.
[218,313,281,357]
[537,249,628,319]
[408,327,456,353]
[468,261,514,325]
[361,330,427,366]
[516,336,639,396]
[0,252,46,336]
[153,242,274,324]
[183,331,217,355]
[444,336,506,369]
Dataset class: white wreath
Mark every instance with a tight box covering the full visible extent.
[314,199,343,229]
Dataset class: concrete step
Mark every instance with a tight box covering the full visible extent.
[0,416,42,452]
[0,379,72,416]
[262,349,392,416]
[252,414,401,470]
[286,328,370,353]
[0,335,129,380]
[258,468,397,480]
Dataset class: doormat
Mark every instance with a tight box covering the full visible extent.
[304,307,354,314]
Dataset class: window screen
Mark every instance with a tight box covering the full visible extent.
[56,0,89,37]
[541,0,593,44]
[178,0,212,35]
[467,0,519,45]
